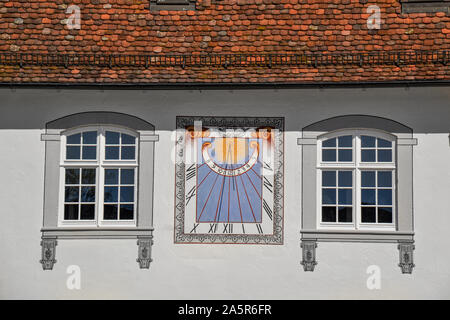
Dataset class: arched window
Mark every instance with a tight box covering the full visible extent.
[60,127,138,226]
[317,130,396,230]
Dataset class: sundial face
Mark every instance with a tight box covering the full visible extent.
[174,117,284,244]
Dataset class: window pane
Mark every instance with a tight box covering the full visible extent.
[338,171,352,187]
[378,171,392,187]
[105,131,120,144]
[361,207,376,223]
[65,186,79,202]
[122,134,136,145]
[120,204,134,220]
[338,189,352,205]
[105,169,119,185]
[104,204,118,220]
[361,171,375,187]
[322,149,336,162]
[82,131,97,144]
[378,149,392,162]
[378,207,393,223]
[378,189,392,205]
[322,171,336,187]
[121,169,135,185]
[120,186,134,202]
[121,146,135,160]
[66,146,80,159]
[64,204,78,220]
[361,149,375,162]
[104,186,118,202]
[80,204,95,220]
[322,138,336,147]
[338,207,352,222]
[81,186,95,202]
[378,138,392,148]
[322,189,336,205]
[338,135,352,147]
[65,168,80,184]
[322,207,336,222]
[361,135,375,147]
[82,146,96,160]
[67,133,81,144]
[82,169,96,184]
[105,146,120,160]
[338,149,352,162]
[361,189,375,205]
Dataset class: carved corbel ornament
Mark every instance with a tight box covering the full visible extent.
[40,238,57,270]
[398,242,415,274]
[301,240,318,272]
[137,236,153,269]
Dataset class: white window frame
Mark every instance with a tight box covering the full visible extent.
[316,129,396,231]
[58,125,139,228]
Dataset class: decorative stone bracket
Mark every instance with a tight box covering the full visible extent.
[137,236,154,269]
[40,238,57,270]
[398,242,415,274]
[300,240,317,272]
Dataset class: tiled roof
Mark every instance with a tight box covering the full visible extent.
[0,0,449,84]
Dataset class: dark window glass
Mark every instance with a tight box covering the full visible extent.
[322,189,336,205]
[65,168,80,184]
[64,204,78,220]
[377,171,392,187]
[338,135,352,147]
[105,169,119,185]
[338,189,352,205]
[121,169,135,185]
[104,186,118,202]
[361,207,376,223]
[338,207,352,222]
[106,131,120,144]
[378,189,392,205]
[80,204,95,220]
[322,207,336,222]
[120,204,134,220]
[322,138,336,148]
[81,186,96,202]
[361,171,375,187]
[105,146,120,160]
[378,138,392,148]
[82,169,96,184]
[361,189,376,205]
[65,186,79,202]
[82,131,97,144]
[121,146,135,160]
[338,149,352,162]
[338,171,352,187]
[378,149,392,162]
[361,149,376,162]
[378,207,393,223]
[322,171,336,187]
[322,149,336,162]
[67,133,81,144]
[122,134,136,145]
[104,204,118,220]
[82,146,96,160]
[361,135,375,147]
[120,186,134,202]
[66,146,81,159]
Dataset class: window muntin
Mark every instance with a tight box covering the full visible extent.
[60,127,138,226]
[318,130,396,230]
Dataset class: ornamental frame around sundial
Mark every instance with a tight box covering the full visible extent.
[174,116,284,244]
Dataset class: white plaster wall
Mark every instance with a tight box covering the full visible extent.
[0,86,449,299]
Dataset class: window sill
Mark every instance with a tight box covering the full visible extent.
[41,227,153,239]
[301,229,414,243]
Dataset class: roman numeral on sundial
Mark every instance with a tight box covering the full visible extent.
[185,186,196,205]
[263,199,273,220]
[263,176,273,193]
[190,223,200,233]
[208,223,218,233]
[222,223,233,233]
[256,224,263,234]
[185,164,196,181]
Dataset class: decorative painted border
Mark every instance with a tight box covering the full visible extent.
[174,116,284,244]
